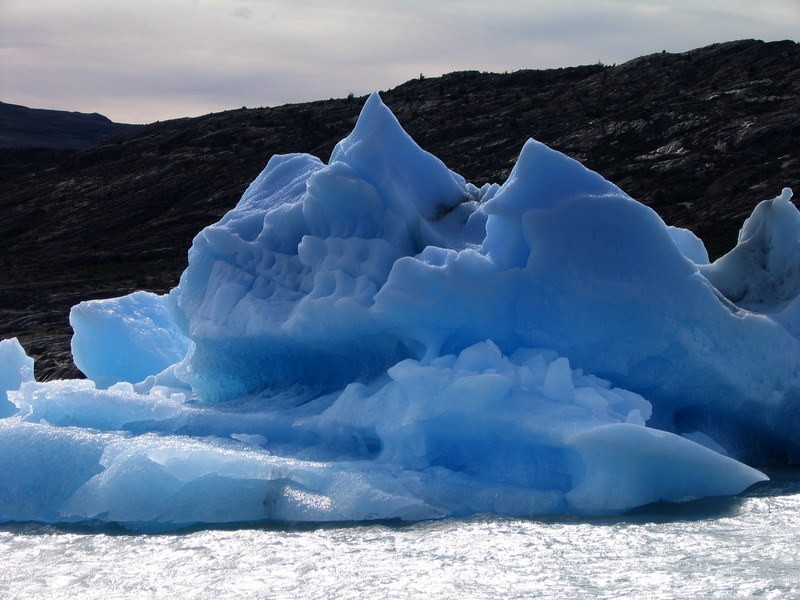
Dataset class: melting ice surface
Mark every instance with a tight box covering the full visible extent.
[2,93,799,530]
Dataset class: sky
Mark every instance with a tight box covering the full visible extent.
[1,0,798,124]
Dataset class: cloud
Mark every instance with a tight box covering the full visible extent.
[0,0,798,123]
[228,6,253,19]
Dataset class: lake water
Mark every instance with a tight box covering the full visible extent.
[2,469,799,599]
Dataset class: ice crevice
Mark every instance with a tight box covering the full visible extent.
[1,92,798,530]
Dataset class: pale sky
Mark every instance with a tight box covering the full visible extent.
[1,0,798,124]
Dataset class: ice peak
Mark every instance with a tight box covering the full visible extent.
[484,139,623,217]
[330,92,466,220]
[738,187,799,244]
[329,92,401,164]
[701,185,800,313]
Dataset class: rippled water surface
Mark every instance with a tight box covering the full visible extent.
[2,471,799,599]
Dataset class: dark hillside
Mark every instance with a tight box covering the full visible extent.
[0,101,141,149]
[1,39,798,379]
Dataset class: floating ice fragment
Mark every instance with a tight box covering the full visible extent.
[70,291,190,388]
[0,338,33,418]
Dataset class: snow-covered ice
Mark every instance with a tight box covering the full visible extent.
[1,93,797,530]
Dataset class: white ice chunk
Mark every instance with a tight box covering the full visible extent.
[543,357,575,402]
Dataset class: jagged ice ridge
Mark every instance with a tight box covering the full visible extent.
[1,93,798,530]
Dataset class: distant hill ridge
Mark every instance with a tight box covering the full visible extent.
[0,101,141,149]
[1,38,798,379]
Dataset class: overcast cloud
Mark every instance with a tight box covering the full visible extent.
[0,0,797,123]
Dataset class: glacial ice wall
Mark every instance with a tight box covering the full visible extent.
[0,92,797,530]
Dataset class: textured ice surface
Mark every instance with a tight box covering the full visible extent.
[2,342,764,528]
[0,93,795,529]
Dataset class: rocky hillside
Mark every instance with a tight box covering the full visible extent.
[1,39,798,379]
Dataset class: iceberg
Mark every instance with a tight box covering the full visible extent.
[2,92,797,530]
[0,338,33,418]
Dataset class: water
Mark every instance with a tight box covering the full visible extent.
[2,470,799,599]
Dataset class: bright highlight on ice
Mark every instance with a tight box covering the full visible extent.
[1,93,798,530]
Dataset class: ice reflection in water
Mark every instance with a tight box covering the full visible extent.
[1,471,798,600]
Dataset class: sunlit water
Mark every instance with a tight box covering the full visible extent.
[2,470,799,599]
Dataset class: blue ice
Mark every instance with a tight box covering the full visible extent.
[2,93,797,530]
